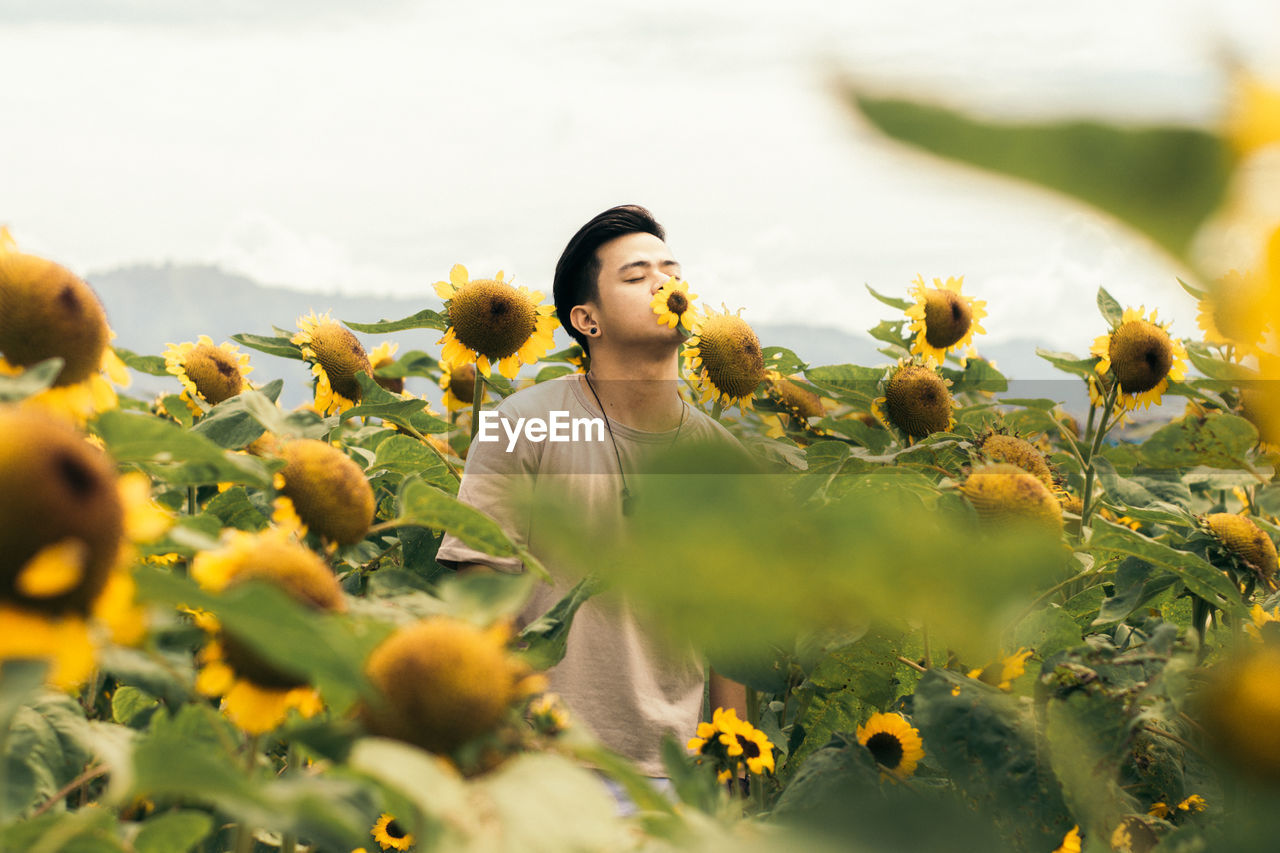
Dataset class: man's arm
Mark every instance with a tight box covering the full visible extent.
[708,669,748,720]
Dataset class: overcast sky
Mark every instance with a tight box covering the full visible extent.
[2,0,1277,351]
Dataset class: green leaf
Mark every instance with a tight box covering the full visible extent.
[866,283,912,311]
[134,569,384,713]
[1183,342,1259,382]
[1035,348,1097,379]
[371,349,440,379]
[913,670,1073,849]
[2,694,97,821]
[343,308,448,333]
[342,373,451,434]
[114,347,170,376]
[1138,412,1258,469]
[657,734,721,815]
[396,478,518,558]
[803,364,884,400]
[0,358,62,402]
[133,810,214,853]
[762,346,808,376]
[789,629,901,773]
[850,93,1234,259]
[1097,286,1124,327]
[518,576,599,670]
[1177,276,1208,300]
[111,685,160,729]
[160,395,195,429]
[942,358,1007,395]
[94,409,274,487]
[1093,556,1178,626]
[230,332,303,360]
[370,433,457,493]
[202,486,269,531]
[534,364,575,383]
[1089,519,1247,617]
[437,571,536,627]
[867,318,909,349]
[1010,605,1082,660]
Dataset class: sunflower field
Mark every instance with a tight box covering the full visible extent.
[2,75,1280,853]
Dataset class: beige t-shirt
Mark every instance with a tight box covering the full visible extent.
[436,374,738,776]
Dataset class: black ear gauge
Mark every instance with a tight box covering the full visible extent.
[590,327,599,335]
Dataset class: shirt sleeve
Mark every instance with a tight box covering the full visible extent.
[435,400,541,574]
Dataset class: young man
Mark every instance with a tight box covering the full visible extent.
[435,205,747,787]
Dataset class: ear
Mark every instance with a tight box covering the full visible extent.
[569,304,599,338]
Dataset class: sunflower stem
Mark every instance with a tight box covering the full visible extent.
[921,623,932,669]
[710,400,723,421]
[745,688,760,730]
[468,370,486,442]
[1079,380,1119,533]
[280,743,297,853]
[234,736,260,853]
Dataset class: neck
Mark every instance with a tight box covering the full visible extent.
[583,346,684,431]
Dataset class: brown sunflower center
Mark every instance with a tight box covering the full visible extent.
[184,344,244,405]
[386,820,408,840]
[0,253,110,386]
[371,352,404,395]
[922,289,972,349]
[960,463,1063,530]
[883,365,952,438]
[1,409,123,616]
[448,280,538,361]
[736,734,761,759]
[309,323,373,402]
[221,634,310,690]
[865,732,904,768]
[696,316,765,400]
[1107,320,1174,394]
[666,291,689,315]
[447,362,477,404]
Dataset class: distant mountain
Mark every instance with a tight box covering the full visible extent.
[88,263,1089,410]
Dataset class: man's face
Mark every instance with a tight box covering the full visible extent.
[589,231,685,350]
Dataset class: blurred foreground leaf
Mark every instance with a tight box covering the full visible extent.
[850,92,1233,260]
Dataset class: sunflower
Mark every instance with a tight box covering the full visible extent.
[904,275,987,365]
[292,311,374,415]
[720,718,775,776]
[275,440,375,545]
[1202,512,1278,589]
[1240,386,1280,451]
[434,264,558,380]
[1196,270,1272,361]
[855,712,925,779]
[651,277,700,332]
[528,693,571,736]
[960,463,1064,532]
[1199,644,1280,781]
[977,431,1055,489]
[1052,826,1082,853]
[1246,603,1280,643]
[872,359,955,439]
[369,342,405,395]
[687,707,748,783]
[770,375,826,420]
[163,336,253,415]
[439,359,477,411]
[362,617,544,755]
[1090,306,1188,411]
[0,239,129,423]
[370,814,414,851]
[683,306,767,410]
[1227,73,1280,155]
[0,409,167,687]
[967,648,1033,691]
[191,530,344,734]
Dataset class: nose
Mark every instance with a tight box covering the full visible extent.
[651,274,677,295]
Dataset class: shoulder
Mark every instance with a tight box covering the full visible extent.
[494,374,586,419]
[681,405,744,449]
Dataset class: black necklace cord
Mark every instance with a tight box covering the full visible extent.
[582,373,686,517]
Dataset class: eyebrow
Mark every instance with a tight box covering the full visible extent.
[616,259,681,274]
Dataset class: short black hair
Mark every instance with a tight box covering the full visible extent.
[553,205,666,354]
